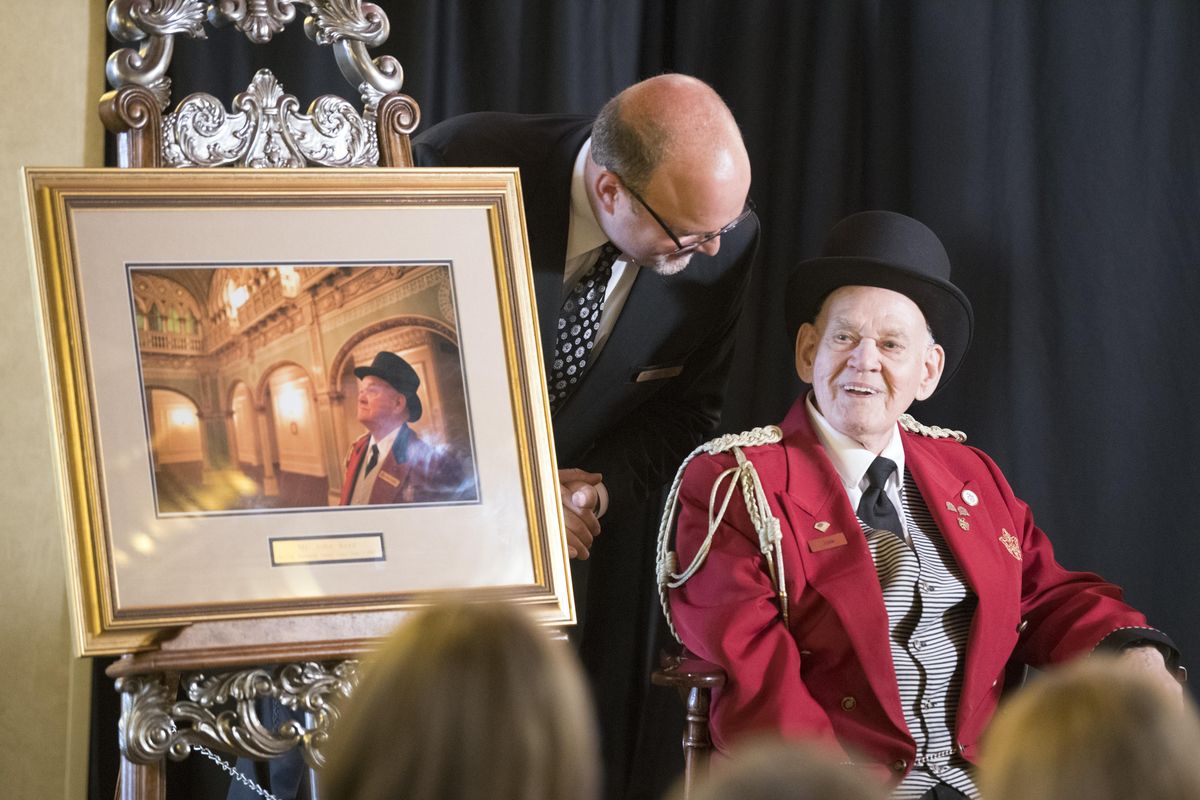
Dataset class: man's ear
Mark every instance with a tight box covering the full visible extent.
[915,343,946,401]
[795,323,818,383]
[592,169,622,216]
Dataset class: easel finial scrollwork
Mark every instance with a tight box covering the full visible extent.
[102,0,420,167]
[105,0,205,94]
[106,1,405,100]
[212,0,299,44]
[99,84,165,168]
[117,661,360,769]
[377,92,421,168]
[160,69,380,168]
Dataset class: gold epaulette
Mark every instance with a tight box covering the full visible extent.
[696,425,784,455]
[899,413,967,442]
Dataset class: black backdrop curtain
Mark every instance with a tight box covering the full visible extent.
[97,2,1200,799]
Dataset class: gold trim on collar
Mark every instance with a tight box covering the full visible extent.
[899,413,967,442]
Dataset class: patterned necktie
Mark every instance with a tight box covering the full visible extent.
[858,456,905,541]
[363,443,380,476]
[548,243,619,411]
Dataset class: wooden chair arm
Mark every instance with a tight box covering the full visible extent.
[652,653,727,691]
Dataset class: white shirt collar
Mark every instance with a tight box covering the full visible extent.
[566,137,609,261]
[804,393,906,495]
[368,422,405,460]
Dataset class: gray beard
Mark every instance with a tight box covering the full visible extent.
[640,252,694,276]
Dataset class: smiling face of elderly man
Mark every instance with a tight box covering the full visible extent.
[795,285,946,454]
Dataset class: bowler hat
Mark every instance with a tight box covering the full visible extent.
[354,351,423,422]
[785,210,974,389]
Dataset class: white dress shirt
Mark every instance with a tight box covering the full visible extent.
[804,393,910,542]
[563,137,638,356]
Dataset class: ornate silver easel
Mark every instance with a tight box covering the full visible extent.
[99,3,420,798]
[114,660,360,798]
[101,0,419,170]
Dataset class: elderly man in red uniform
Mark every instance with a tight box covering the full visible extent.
[340,351,473,505]
[664,211,1181,799]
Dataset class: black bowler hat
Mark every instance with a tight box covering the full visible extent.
[354,351,423,422]
[785,210,974,390]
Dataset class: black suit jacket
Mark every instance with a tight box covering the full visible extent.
[413,112,760,507]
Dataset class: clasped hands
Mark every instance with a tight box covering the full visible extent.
[560,468,608,560]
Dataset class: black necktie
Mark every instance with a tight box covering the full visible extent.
[363,443,379,476]
[548,243,619,411]
[858,456,904,541]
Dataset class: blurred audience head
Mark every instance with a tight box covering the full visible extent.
[979,655,1200,800]
[667,736,886,800]
[320,600,599,800]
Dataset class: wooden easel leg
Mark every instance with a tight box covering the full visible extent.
[116,754,165,800]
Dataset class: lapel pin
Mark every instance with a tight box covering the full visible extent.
[961,489,979,507]
[957,505,970,517]
[945,501,957,512]
[814,520,831,532]
[999,528,1022,561]
[957,517,970,531]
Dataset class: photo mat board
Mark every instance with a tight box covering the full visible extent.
[24,167,571,656]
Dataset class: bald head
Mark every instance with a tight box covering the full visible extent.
[587,74,752,273]
[591,74,748,194]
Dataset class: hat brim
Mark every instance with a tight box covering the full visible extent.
[785,256,974,391]
[353,365,424,422]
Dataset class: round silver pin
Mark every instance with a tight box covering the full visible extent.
[961,489,979,507]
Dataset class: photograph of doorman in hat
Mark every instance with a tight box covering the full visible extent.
[341,350,476,505]
[664,211,1182,798]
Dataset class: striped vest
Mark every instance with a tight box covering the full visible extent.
[860,470,979,800]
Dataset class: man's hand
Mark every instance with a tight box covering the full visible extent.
[1119,645,1184,702]
[560,468,604,560]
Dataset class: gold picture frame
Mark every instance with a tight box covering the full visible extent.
[24,167,571,658]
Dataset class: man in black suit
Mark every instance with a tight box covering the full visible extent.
[414,74,759,797]
[414,73,757,562]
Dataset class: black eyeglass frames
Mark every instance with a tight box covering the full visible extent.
[613,172,755,255]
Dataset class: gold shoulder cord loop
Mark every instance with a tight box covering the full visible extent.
[656,426,786,642]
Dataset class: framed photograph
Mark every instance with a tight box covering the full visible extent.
[24,168,570,657]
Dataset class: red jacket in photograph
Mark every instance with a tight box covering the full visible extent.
[339,425,474,506]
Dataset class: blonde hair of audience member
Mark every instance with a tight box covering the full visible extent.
[319,601,600,800]
[978,656,1200,800]
[667,737,886,800]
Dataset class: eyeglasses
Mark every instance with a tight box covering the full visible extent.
[612,172,755,256]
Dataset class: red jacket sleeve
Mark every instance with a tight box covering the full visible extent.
[968,445,1160,667]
